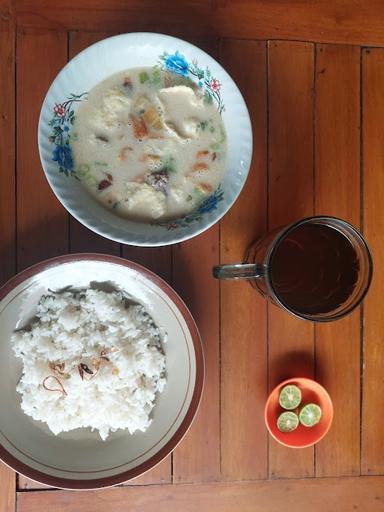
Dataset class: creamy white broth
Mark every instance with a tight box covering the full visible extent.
[71,67,227,222]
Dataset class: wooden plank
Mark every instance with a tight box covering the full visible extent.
[314,44,361,477]
[17,28,69,270]
[219,39,268,481]
[121,247,171,486]
[115,34,220,485]
[0,12,17,511]
[16,27,68,490]
[126,36,220,484]
[0,17,15,288]
[214,1,384,46]
[171,37,220,484]
[0,463,15,512]
[362,47,384,475]
[125,21,218,471]
[68,31,120,255]
[16,0,214,35]
[267,41,315,478]
[16,476,384,512]
[15,0,384,47]
[172,227,220,483]
[122,247,171,283]
[0,0,13,33]
[127,37,231,486]
[0,0,15,301]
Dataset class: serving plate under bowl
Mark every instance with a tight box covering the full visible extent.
[38,32,252,246]
[0,254,203,489]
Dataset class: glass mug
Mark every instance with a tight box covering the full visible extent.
[213,216,373,322]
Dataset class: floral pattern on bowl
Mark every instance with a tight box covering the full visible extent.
[157,186,224,230]
[48,52,225,228]
[159,51,225,113]
[48,93,87,176]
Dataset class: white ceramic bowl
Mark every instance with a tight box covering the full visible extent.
[38,32,252,246]
[0,254,203,489]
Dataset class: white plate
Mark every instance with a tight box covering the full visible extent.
[38,32,252,246]
[0,254,203,489]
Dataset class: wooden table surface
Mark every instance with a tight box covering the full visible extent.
[1,1,384,510]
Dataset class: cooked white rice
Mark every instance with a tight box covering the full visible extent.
[12,288,166,440]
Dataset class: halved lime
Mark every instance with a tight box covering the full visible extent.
[278,384,302,410]
[277,411,299,432]
[299,403,322,427]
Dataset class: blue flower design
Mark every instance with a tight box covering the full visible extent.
[159,52,224,113]
[64,125,70,132]
[198,194,219,214]
[52,144,73,170]
[164,51,189,76]
[156,186,224,229]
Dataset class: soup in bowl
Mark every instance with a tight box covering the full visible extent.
[39,33,252,246]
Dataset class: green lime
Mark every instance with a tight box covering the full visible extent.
[299,403,322,427]
[277,411,299,432]
[278,384,302,410]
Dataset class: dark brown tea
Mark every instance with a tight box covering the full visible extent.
[270,223,360,315]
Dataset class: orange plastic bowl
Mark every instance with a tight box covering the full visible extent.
[264,377,333,448]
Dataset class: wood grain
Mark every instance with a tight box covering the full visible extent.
[170,36,221,484]
[68,31,121,256]
[16,476,384,512]
[172,227,220,482]
[0,0,12,31]
[15,1,384,47]
[267,41,315,478]
[15,28,69,491]
[16,0,214,35]
[0,17,17,509]
[17,29,69,270]
[0,21,15,287]
[314,44,361,477]
[0,463,15,512]
[219,39,268,481]
[125,41,229,487]
[122,247,171,283]
[362,47,384,476]
[215,1,384,47]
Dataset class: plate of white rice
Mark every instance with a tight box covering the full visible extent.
[0,254,203,489]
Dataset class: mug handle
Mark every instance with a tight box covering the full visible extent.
[212,263,264,280]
